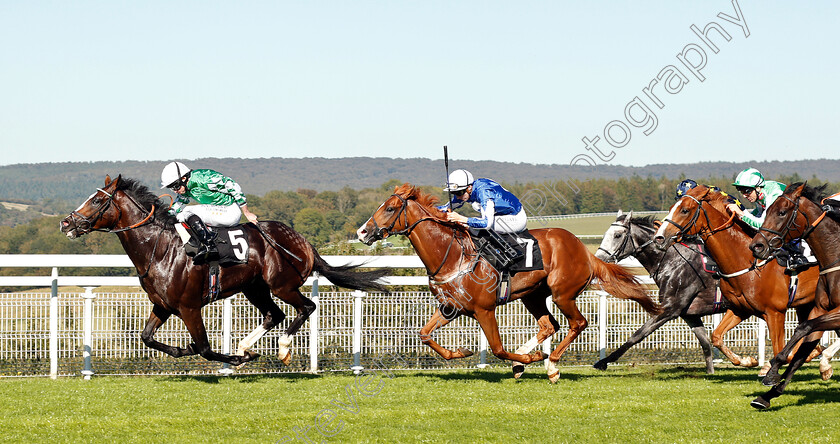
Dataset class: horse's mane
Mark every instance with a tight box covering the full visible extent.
[790,182,829,204]
[115,177,178,226]
[629,215,658,230]
[393,183,447,219]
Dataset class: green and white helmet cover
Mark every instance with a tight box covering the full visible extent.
[732,168,765,188]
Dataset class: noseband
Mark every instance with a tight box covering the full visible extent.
[67,188,156,235]
[597,221,653,263]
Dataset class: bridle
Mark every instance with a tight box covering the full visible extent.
[755,194,826,251]
[663,194,736,243]
[67,187,156,235]
[597,220,653,263]
[369,194,468,279]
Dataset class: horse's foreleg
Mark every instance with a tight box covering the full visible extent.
[762,307,840,388]
[140,305,197,358]
[419,307,473,360]
[474,308,547,365]
[180,307,258,366]
[237,285,287,364]
[711,310,756,368]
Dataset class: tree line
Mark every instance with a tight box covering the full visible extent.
[1,172,835,263]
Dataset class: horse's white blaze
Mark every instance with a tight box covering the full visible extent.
[656,202,681,239]
[75,192,98,212]
[235,325,268,356]
[595,224,622,261]
[355,222,369,242]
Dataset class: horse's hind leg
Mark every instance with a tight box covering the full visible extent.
[546,295,588,384]
[140,305,198,358]
[512,294,560,379]
[819,337,840,380]
[272,287,316,365]
[683,314,715,374]
[235,282,287,362]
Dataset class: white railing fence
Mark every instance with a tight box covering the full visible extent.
[0,255,835,378]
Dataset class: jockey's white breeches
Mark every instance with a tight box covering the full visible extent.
[491,208,528,233]
[176,203,242,227]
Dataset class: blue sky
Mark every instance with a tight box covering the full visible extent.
[1,1,837,167]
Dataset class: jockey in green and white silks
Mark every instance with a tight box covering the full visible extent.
[728,168,786,230]
[161,161,258,263]
[727,167,812,270]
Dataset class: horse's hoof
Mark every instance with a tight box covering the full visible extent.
[512,364,525,379]
[457,347,474,358]
[593,360,608,371]
[750,396,771,410]
[280,351,293,366]
[741,356,758,368]
[244,349,260,362]
[758,363,771,378]
[548,371,560,384]
[820,362,834,381]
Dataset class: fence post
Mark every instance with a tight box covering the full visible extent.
[477,331,488,369]
[598,291,608,360]
[81,287,96,380]
[757,318,767,366]
[50,267,59,379]
[351,290,364,374]
[219,295,234,375]
[309,272,319,373]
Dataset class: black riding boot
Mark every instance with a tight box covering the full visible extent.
[186,215,218,265]
[783,241,812,272]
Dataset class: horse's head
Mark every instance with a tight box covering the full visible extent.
[60,175,123,239]
[654,185,714,249]
[749,182,809,260]
[356,183,446,245]
[595,210,634,263]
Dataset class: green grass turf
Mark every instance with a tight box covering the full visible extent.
[0,364,837,443]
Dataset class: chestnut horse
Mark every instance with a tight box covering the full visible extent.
[356,184,660,382]
[61,175,388,366]
[748,183,840,409]
[653,185,821,375]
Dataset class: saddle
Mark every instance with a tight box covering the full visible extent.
[468,228,544,274]
[183,225,250,267]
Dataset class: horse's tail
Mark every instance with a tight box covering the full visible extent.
[311,250,390,294]
[588,251,662,315]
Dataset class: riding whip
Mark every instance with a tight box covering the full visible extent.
[444,145,452,209]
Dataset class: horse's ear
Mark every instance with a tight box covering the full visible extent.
[105,175,112,185]
[627,210,633,221]
[617,209,623,217]
[790,182,806,198]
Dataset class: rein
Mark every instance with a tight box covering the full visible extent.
[70,188,157,234]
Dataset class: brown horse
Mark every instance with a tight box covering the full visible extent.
[60,175,388,366]
[653,185,821,374]
[748,183,840,409]
[356,184,660,382]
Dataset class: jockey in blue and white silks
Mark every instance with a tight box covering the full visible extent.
[437,169,527,234]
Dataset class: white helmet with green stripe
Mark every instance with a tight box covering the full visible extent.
[732,168,765,189]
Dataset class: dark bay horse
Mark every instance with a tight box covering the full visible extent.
[356,184,661,382]
[653,185,822,375]
[593,211,727,373]
[748,183,840,409]
[60,175,388,366]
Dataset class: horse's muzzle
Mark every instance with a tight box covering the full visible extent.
[749,239,771,260]
[356,223,381,245]
[60,215,85,239]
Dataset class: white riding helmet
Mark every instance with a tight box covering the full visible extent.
[160,161,192,189]
[732,168,765,189]
[444,169,474,192]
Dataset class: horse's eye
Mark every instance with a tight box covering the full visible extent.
[385,206,394,213]
[680,208,689,214]
[778,210,786,216]
[92,198,101,205]
[613,232,622,239]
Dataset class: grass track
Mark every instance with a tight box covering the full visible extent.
[0,364,837,443]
